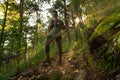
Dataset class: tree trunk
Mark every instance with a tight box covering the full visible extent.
[71,11,78,40]
[19,0,24,33]
[0,0,9,64]
[35,12,39,45]
[24,32,27,61]
[17,0,23,55]
[18,0,24,53]
[63,0,71,43]
[17,0,24,68]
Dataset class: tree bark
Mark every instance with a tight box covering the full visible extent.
[71,11,78,40]
[0,0,8,46]
[17,0,24,54]
[17,0,24,66]
[19,0,24,33]
[63,0,71,43]
[0,0,9,53]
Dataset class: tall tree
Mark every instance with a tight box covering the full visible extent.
[19,0,24,33]
[63,0,71,43]
[19,0,24,50]
[0,0,9,53]
[17,0,24,65]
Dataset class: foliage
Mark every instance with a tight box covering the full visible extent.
[90,9,120,41]
[0,0,120,79]
[89,8,120,73]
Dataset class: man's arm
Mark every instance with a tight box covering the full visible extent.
[60,20,66,29]
[48,20,53,32]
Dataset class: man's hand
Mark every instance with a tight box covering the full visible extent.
[56,22,61,26]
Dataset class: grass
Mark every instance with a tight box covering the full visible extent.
[0,34,73,80]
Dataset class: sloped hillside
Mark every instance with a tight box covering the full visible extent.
[10,49,89,80]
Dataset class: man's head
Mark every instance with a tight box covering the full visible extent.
[52,10,58,19]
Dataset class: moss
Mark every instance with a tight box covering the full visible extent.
[90,9,120,41]
[108,31,120,48]
[94,31,120,72]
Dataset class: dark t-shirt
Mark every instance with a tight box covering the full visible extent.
[48,19,64,37]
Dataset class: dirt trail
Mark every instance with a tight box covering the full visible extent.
[10,50,88,80]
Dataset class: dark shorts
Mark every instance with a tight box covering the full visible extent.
[46,35,62,43]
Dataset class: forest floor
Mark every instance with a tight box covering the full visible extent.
[10,49,120,80]
[10,49,89,80]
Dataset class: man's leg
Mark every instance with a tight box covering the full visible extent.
[44,36,54,63]
[56,36,62,64]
